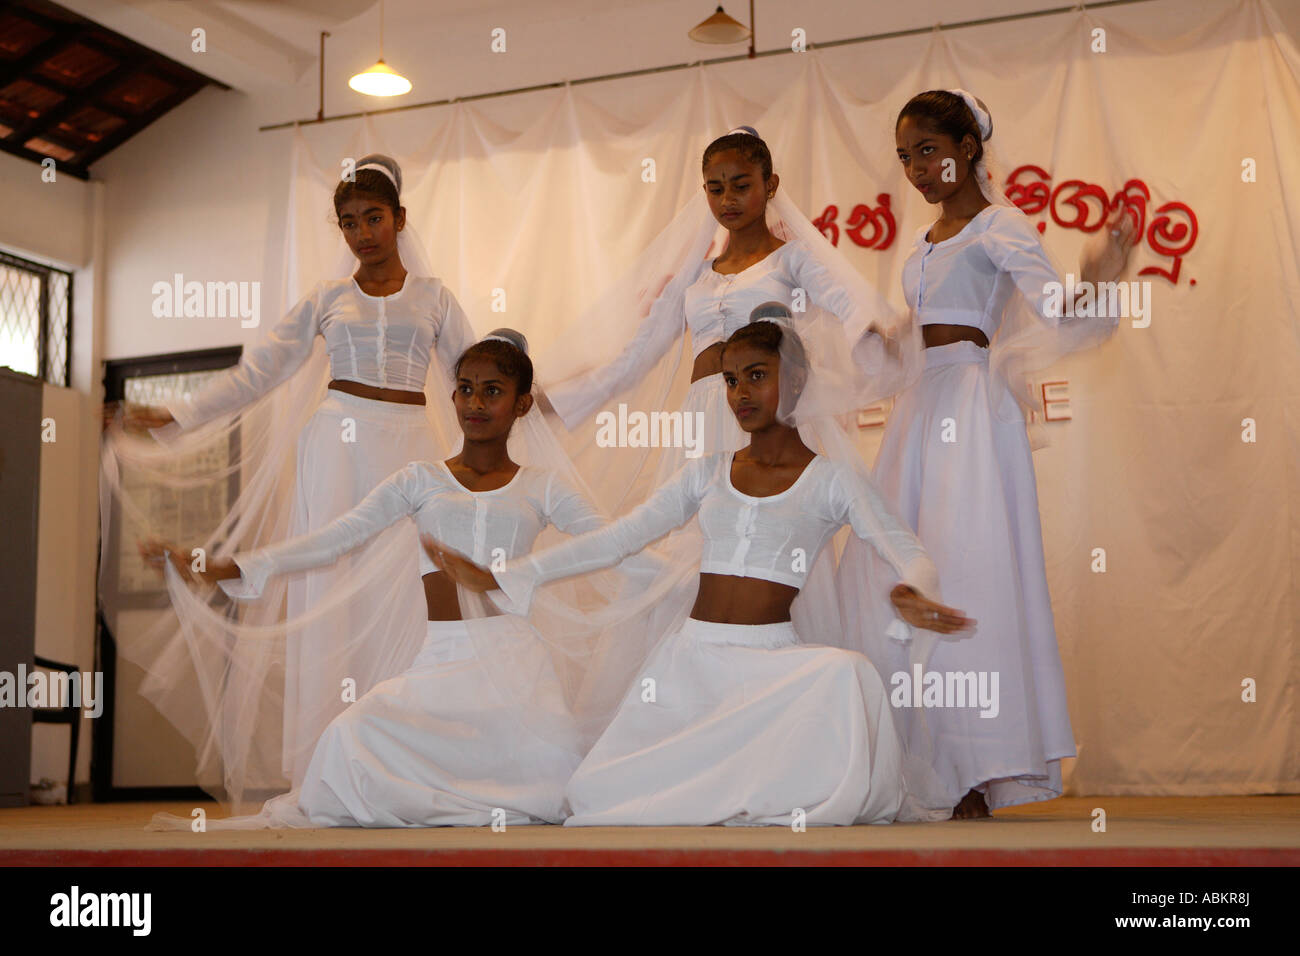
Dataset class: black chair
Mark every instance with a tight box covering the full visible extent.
[30,656,80,805]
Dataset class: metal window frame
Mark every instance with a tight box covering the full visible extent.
[0,248,73,387]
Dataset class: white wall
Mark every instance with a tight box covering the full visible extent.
[0,151,93,268]
[31,384,95,792]
[0,150,102,795]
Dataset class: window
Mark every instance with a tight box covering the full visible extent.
[0,249,72,387]
[102,349,242,603]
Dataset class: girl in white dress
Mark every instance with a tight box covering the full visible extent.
[104,155,477,806]
[544,126,909,505]
[844,90,1136,818]
[537,128,915,718]
[144,331,621,826]
[431,314,972,826]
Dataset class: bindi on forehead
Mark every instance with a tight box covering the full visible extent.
[339,203,388,218]
[706,151,761,173]
[722,352,774,373]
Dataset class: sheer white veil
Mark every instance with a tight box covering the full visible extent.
[99,153,468,811]
[944,89,1124,444]
[537,130,924,516]
[530,130,943,816]
[740,303,956,821]
[129,323,642,828]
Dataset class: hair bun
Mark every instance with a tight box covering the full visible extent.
[354,153,403,195]
[946,90,993,142]
[483,327,529,356]
[727,125,762,140]
[750,301,793,327]
[976,100,993,142]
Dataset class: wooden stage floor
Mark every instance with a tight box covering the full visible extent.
[2,796,1297,865]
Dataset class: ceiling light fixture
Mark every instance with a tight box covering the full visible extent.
[688,2,755,57]
[349,0,411,97]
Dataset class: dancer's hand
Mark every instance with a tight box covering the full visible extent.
[138,539,239,586]
[890,584,975,634]
[117,402,175,433]
[1080,207,1139,285]
[421,535,498,592]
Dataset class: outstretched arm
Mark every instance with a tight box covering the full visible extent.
[544,272,689,429]
[139,539,241,586]
[787,240,901,343]
[145,462,430,600]
[787,243,910,401]
[428,456,712,614]
[160,284,326,432]
[984,207,1137,323]
[540,469,609,537]
[830,463,974,635]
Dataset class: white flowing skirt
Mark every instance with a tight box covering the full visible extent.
[149,617,582,830]
[565,618,905,827]
[871,341,1074,810]
[284,390,443,787]
[296,618,584,827]
[570,374,749,726]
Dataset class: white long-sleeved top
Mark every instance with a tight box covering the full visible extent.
[168,276,477,430]
[218,460,606,602]
[548,238,866,427]
[491,450,940,619]
[902,204,1064,341]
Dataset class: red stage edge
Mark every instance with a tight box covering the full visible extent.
[3,847,1296,867]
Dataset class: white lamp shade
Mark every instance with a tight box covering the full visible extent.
[348,59,411,96]
[688,6,752,44]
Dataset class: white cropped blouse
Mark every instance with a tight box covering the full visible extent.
[548,238,864,426]
[683,239,861,357]
[492,450,940,617]
[169,275,477,430]
[219,460,605,601]
[902,204,1062,341]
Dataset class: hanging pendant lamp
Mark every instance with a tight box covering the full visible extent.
[688,5,752,44]
[349,0,411,97]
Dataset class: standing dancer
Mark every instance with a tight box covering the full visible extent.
[102,154,477,807]
[431,312,972,826]
[840,90,1136,819]
[545,126,910,500]
[538,128,916,713]
[142,331,632,826]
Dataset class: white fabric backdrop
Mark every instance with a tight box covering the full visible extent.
[271,0,1299,796]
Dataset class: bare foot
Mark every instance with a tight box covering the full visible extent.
[952,788,990,819]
